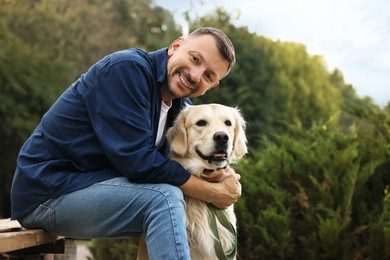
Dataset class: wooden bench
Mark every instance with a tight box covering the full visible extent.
[0,218,75,259]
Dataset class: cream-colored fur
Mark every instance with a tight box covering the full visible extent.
[138,103,247,260]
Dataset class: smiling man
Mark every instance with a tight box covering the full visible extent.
[163,31,233,100]
[10,27,240,260]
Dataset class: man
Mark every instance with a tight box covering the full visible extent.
[10,27,241,259]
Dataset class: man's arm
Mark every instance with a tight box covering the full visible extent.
[179,167,241,209]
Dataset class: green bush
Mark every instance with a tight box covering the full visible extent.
[88,238,139,260]
[235,121,390,260]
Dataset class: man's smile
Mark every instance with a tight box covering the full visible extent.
[179,74,194,90]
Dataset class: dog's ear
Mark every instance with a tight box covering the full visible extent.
[166,109,188,157]
[231,107,248,162]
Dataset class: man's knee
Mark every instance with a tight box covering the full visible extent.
[142,184,185,220]
[155,184,185,206]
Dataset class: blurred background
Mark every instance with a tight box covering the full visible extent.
[156,0,390,107]
[1,0,389,259]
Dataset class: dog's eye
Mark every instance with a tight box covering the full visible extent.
[196,120,207,126]
[225,120,232,126]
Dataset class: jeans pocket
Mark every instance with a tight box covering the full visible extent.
[19,204,56,232]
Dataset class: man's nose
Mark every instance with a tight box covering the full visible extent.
[189,66,204,83]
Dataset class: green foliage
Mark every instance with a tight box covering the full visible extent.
[191,9,342,149]
[235,119,390,259]
[0,0,180,77]
[0,20,70,217]
[88,238,139,260]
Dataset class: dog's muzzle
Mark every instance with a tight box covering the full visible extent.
[196,131,230,164]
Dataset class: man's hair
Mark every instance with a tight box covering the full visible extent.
[187,27,236,76]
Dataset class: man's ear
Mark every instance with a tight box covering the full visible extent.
[167,37,185,56]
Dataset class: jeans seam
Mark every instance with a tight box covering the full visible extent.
[39,204,56,231]
[159,188,182,259]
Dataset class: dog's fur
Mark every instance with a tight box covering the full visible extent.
[137,103,247,260]
[167,103,247,259]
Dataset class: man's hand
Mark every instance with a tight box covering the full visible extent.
[210,173,241,209]
[179,168,242,210]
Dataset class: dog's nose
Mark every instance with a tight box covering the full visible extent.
[213,131,229,144]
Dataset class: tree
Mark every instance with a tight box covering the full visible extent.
[0,0,181,78]
[0,20,70,217]
[190,9,342,149]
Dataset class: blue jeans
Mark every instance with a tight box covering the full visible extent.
[18,177,190,260]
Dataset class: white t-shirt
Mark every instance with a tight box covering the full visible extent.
[155,101,172,148]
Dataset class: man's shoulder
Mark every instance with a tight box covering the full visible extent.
[109,48,149,65]
[87,47,167,86]
[89,48,153,77]
[107,48,167,71]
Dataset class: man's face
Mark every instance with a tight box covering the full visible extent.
[163,35,229,101]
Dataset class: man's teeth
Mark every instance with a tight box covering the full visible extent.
[179,75,193,89]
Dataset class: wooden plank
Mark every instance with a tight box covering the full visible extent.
[0,219,63,253]
[0,229,62,253]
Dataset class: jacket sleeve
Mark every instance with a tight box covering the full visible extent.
[81,52,190,186]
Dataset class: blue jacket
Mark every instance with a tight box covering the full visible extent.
[11,48,191,219]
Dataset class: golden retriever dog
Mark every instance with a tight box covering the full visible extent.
[138,103,247,260]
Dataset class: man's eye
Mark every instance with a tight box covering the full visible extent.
[205,73,214,82]
[196,120,207,126]
[191,54,199,63]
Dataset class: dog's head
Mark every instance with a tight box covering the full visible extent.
[166,104,248,171]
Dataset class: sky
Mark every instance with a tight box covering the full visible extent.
[153,0,390,107]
